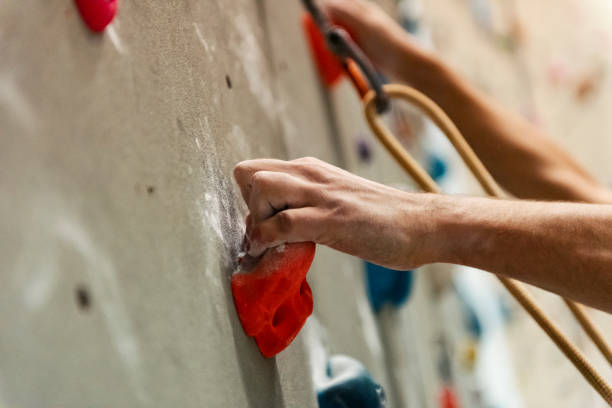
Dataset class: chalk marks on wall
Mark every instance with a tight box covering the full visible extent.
[231,14,277,119]
[106,23,126,55]
[194,117,244,259]
[193,22,215,63]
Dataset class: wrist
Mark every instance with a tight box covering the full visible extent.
[393,42,468,110]
[397,193,467,267]
[394,40,445,90]
[419,195,488,267]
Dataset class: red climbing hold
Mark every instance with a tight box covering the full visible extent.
[75,0,118,32]
[302,13,344,87]
[232,242,316,358]
[439,386,461,408]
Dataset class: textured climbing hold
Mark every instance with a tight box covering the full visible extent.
[75,0,118,32]
[317,355,386,408]
[427,153,448,182]
[232,242,316,358]
[302,13,344,87]
[365,262,414,313]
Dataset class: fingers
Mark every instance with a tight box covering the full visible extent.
[247,207,326,257]
[247,171,313,222]
[233,157,335,256]
[234,157,329,202]
[234,159,294,204]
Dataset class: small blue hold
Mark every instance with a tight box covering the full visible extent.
[365,262,415,313]
[455,291,484,339]
[401,19,419,34]
[463,301,483,339]
[356,138,373,163]
[317,355,386,408]
[427,154,448,182]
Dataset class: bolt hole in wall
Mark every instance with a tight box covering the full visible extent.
[146,186,155,195]
[225,75,232,89]
[75,285,92,311]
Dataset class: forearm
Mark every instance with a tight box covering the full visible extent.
[399,48,612,203]
[426,195,612,312]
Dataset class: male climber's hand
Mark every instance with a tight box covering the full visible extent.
[322,0,436,85]
[234,157,439,270]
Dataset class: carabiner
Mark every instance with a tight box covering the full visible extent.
[301,0,390,113]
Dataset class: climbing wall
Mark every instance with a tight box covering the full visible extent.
[0,1,322,407]
[0,0,429,407]
[8,0,606,407]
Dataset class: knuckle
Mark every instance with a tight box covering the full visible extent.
[233,162,246,179]
[292,157,327,180]
[276,211,295,234]
[250,171,272,188]
[293,156,321,168]
[257,224,280,247]
[233,161,255,180]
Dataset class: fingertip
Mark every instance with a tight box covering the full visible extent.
[233,161,245,181]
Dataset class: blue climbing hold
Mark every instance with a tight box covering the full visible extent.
[427,153,448,182]
[455,287,484,339]
[317,355,386,408]
[462,299,483,339]
[356,138,373,163]
[365,262,415,313]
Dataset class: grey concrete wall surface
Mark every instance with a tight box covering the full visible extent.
[0,0,453,407]
[0,1,323,407]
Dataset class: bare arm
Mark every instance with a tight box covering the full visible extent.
[234,158,612,313]
[324,0,612,204]
[434,195,612,312]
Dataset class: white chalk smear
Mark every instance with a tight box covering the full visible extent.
[22,261,58,312]
[106,25,126,55]
[0,73,38,135]
[194,137,202,151]
[199,190,225,247]
[231,14,277,119]
[193,22,215,61]
[195,117,244,259]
